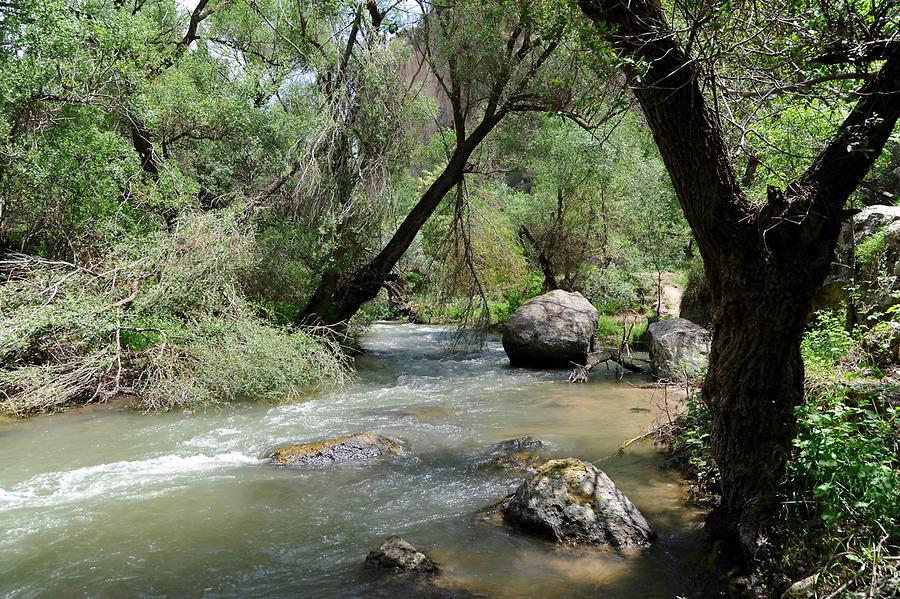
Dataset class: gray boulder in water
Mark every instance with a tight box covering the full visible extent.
[502,290,598,368]
[365,536,439,576]
[502,458,655,549]
[264,432,403,466]
[647,318,710,382]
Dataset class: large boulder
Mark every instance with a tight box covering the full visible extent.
[264,432,403,466]
[502,458,655,549]
[647,318,710,381]
[502,290,598,368]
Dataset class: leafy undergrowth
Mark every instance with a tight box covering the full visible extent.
[666,309,899,596]
[0,209,349,416]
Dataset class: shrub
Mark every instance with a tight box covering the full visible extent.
[855,229,886,268]
[583,266,641,315]
[801,310,856,374]
[0,209,349,415]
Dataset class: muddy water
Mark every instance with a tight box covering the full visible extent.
[0,324,706,598]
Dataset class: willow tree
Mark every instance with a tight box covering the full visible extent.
[301,0,624,324]
[579,0,900,559]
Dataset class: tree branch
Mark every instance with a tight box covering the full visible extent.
[810,38,900,65]
[801,47,900,213]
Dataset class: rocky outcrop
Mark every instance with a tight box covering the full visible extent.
[365,536,439,576]
[647,318,710,381]
[813,205,900,324]
[502,290,598,368]
[264,432,403,466]
[501,458,655,549]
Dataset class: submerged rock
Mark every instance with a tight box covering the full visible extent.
[647,318,710,382]
[365,536,439,576]
[502,290,598,368]
[502,458,655,549]
[264,432,403,466]
[489,436,545,454]
[492,451,545,473]
[486,437,547,472]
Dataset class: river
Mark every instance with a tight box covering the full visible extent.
[0,323,707,598]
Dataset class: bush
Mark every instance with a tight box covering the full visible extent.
[667,393,718,494]
[0,209,349,415]
[801,309,856,374]
[788,388,899,532]
[583,266,641,314]
[856,229,886,268]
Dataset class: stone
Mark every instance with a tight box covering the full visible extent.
[264,432,403,466]
[365,536,439,576]
[781,573,819,598]
[492,451,545,473]
[502,458,655,549]
[502,290,598,368]
[488,436,545,454]
[812,205,900,324]
[647,318,710,382]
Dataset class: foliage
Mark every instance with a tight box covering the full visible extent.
[856,229,888,268]
[667,393,718,494]
[801,310,857,374]
[788,389,898,532]
[0,210,348,415]
[584,267,641,314]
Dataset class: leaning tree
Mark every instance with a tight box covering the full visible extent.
[579,0,900,559]
[297,0,625,324]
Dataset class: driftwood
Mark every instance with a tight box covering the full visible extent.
[570,315,648,382]
[569,348,649,382]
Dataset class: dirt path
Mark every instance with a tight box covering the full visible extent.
[656,272,684,318]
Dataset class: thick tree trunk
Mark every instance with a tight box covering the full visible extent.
[702,249,834,556]
[579,0,900,562]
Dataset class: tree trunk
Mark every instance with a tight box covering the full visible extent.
[701,249,833,556]
[579,0,900,562]
[519,225,559,291]
[326,153,469,323]
[297,269,340,325]
[128,119,160,182]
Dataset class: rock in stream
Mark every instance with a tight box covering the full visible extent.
[502,290,598,368]
[264,432,403,466]
[647,317,710,382]
[487,437,547,473]
[365,536,440,576]
[501,458,655,549]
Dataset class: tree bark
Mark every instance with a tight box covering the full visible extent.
[519,224,559,291]
[327,150,471,324]
[579,0,900,561]
[128,119,160,181]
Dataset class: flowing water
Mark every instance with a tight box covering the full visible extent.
[0,324,707,598]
